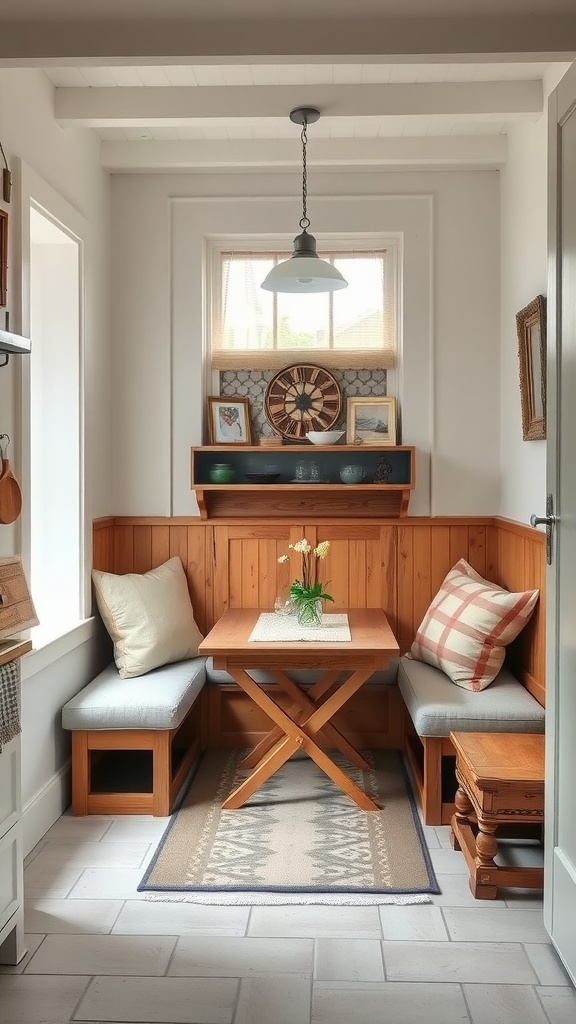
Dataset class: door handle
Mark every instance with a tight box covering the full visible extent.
[530,514,556,528]
[530,494,556,564]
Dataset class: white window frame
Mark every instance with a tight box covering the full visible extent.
[207,233,400,378]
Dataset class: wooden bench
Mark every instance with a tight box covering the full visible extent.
[89,515,546,822]
[61,659,206,816]
[398,656,545,825]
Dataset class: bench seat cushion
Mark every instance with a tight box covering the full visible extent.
[61,658,206,732]
[398,655,545,737]
[205,657,398,688]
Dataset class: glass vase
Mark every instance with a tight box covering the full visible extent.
[296,597,323,627]
[274,590,296,616]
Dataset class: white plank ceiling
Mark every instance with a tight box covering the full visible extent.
[2,1,574,171]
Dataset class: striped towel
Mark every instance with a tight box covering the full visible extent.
[0,659,20,751]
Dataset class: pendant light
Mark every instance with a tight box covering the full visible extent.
[261,107,348,294]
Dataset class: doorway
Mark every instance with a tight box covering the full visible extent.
[29,207,82,643]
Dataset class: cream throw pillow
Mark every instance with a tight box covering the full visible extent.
[92,557,203,679]
[409,558,539,692]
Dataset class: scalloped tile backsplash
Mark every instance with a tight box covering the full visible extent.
[219,368,387,439]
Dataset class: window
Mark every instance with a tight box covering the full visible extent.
[211,246,397,370]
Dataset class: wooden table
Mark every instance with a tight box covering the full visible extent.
[449,731,545,900]
[198,608,399,811]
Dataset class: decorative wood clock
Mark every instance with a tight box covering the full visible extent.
[264,363,342,440]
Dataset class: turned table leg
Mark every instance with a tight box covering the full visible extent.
[451,783,499,899]
[448,732,544,901]
[472,816,499,899]
[451,783,473,852]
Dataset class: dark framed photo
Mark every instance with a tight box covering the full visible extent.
[516,295,546,441]
[207,396,252,445]
[0,209,7,307]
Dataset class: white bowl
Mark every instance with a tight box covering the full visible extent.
[306,430,344,446]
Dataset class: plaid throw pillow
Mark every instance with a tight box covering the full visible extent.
[409,558,539,691]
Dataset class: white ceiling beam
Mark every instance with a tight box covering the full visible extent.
[100,135,507,172]
[55,81,543,127]
[0,16,575,64]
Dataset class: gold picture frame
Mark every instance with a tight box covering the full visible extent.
[346,396,397,446]
[516,295,546,441]
[207,396,252,445]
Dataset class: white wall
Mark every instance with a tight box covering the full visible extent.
[111,168,500,518]
[499,65,571,524]
[0,68,113,523]
[500,121,548,523]
[0,68,113,851]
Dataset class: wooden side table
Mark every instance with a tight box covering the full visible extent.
[449,731,545,900]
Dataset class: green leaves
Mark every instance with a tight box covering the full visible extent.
[290,580,335,603]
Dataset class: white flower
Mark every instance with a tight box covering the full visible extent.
[279,535,333,602]
[314,541,330,559]
[291,539,312,554]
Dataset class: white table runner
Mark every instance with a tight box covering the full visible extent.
[248,612,351,643]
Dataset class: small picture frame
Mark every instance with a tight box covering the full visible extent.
[207,396,252,445]
[0,209,7,307]
[516,295,546,441]
[346,396,397,446]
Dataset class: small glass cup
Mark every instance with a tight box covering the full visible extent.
[274,593,296,616]
[294,461,310,482]
[308,461,321,482]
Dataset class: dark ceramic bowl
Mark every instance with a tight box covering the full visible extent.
[245,473,281,484]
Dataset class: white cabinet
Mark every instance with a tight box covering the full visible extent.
[0,800,22,935]
[0,737,19,839]
[0,643,31,965]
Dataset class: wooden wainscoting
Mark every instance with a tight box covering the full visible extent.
[488,518,546,708]
[92,515,546,755]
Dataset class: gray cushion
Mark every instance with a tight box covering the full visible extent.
[205,656,398,688]
[398,655,545,737]
[61,658,206,731]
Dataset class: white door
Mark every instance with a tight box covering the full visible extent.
[544,61,576,984]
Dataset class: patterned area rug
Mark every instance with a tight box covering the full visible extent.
[138,750,439,905]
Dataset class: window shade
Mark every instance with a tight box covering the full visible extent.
[212,250,396,370]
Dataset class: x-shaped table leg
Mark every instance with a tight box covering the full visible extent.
[222,668,379,811]
[239,670,370,772]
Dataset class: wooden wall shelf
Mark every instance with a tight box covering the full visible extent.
[0,639,32,669]
[191,445,415,519]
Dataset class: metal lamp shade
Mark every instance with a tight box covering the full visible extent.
[261,107,348,295]
[261,230,348,294]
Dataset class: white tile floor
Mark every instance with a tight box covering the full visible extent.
[1,812,575,1024]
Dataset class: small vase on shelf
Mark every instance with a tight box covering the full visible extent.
[296,597,323,627]
[209,463,235,484]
